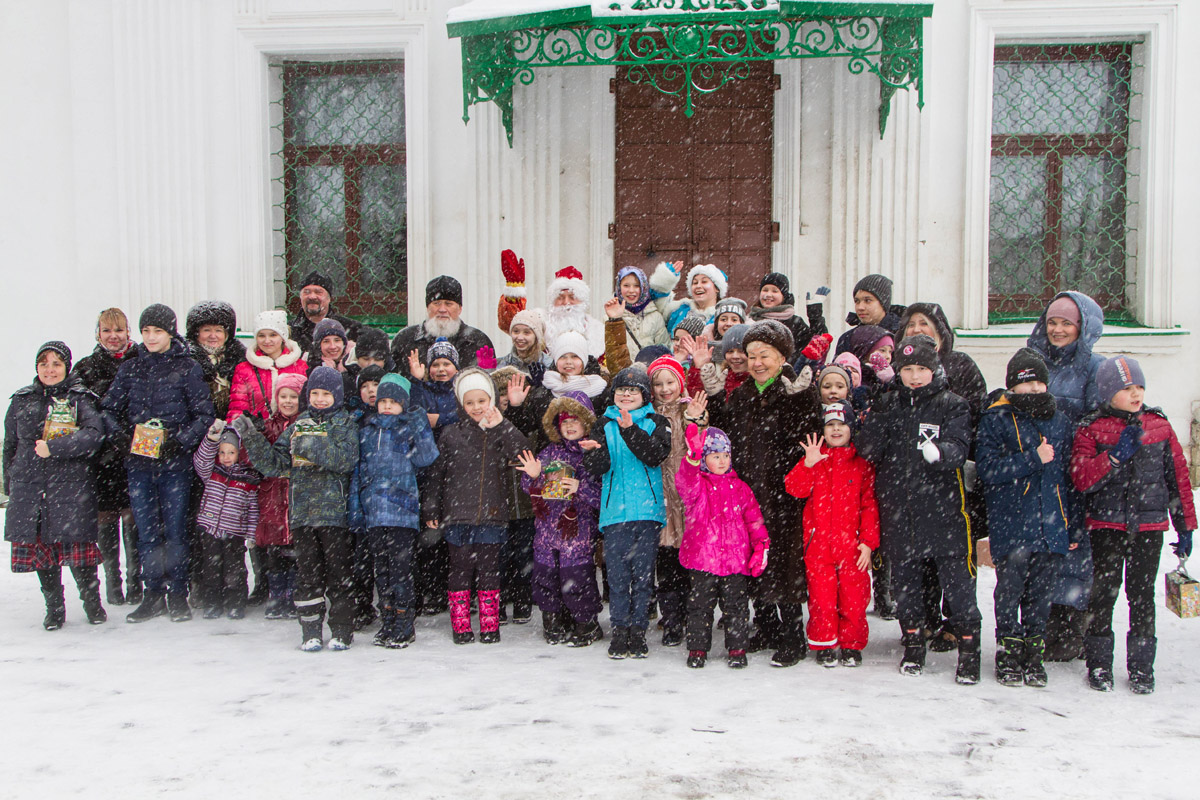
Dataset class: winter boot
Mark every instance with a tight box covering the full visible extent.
[687,650,707,669]
[167,592,192,622]
[839,649,863,668]
[38,569,66,631]
[203,604,225,620]
[512,601,533,625]
[353,603,378,632]
[449,590,474,645]
[955,635,981,685]
[374,607,396,648]
[627,627,649,658]
[727,649,748,669]
[542,611,568,645]
[1023,636,1048,688]
[328,627,353,651]
[125,579,143,607]
[748,603,780,653]
[1044,604,1085,662]
[608,627,630,659]
[125,590,166,623]
[815,649,838,668]
[873,556,897,620]
[73,568,107,625]
[995,637,1025,687]
[299,618,324,652]
[899,631,926,676]
[478,590,501,644]
[928,626,958,653]
[498,604,509,625]
[1085,633,1115,692]
[567,618,604,648]
[1127,634,1157,695]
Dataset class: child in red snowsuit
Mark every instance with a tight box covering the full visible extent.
[784,400,879,667]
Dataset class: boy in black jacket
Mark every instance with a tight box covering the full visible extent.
[857,335,982,684]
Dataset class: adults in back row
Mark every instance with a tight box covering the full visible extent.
[289,270,360,355]
[392,276,495,378]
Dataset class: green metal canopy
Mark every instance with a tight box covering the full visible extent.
[446,0,933,145]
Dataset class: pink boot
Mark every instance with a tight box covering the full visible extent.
[449,591,473,644]
[478,590,501,644]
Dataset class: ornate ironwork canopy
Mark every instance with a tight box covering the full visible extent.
[446,0,932,145]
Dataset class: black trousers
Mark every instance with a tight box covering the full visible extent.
[417,531,449,605]
[892,554,981,638]
[656,545,689,631]
[293,526,355,634]
[199,533,248,609]
[686,570,749,652]
[448,543,501,593]
[1087,529,1162,639]
[501,518,535,607]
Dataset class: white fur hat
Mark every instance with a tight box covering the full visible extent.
[687,264,728,299]
[454,368,496,406]
[549,330,589,366]
[547,265,590,306]
[253,309,290,339]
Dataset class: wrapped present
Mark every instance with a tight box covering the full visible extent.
[290,420,328,467]
[1165,561,1199,619]
[41,397,78,442]
[541,460,577,500]
[131,419,166,458]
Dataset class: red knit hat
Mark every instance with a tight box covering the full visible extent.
[647,355,687,394]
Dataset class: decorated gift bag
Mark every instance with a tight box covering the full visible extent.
[41,397,79,442]
[540,460,577,500]
[290,420,328,467]
[1165,559,1199,619]
[130,418,166,458]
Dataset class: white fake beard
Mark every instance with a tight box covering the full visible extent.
[423,317,462,339]
[545,302,589,339]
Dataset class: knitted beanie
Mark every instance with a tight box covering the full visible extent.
[376,373,411,406]
[818,364,853,392]
[454,367,496,406]
[700,427,732,472]
[1006,347,1050,389]
[714,297,748,323]
[253,309,289,340]
[139,303,178,336]
[299,270,334,296]
[312,318,348,349]
[36,341,72,373]
[647,355,687,393]
[759,272,795,306]
[672,314,707,339]
[354,327,390,362]
[1045,295,1082,326]
[742,319,795,361]
[891,334,940,372]
[425,275,463,307]
[717,324,750,360]
[612,365,652,405]
[635,344,672,365]
[218,428,242,451]
[822,400,857,432]
[853,274,893,308]
[306,365,344,409]
[687,264,728,299]
[274,372,307,404]
[549,331,589,366]
[833,352,862,388]
[1096,355,1145,402]
[509,308,547,351]
[356,365,387,391]
[426,337,459,367]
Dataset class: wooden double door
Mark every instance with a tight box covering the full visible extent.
[612,61,775,303]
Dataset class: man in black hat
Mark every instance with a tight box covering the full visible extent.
[290,270,360,354]
[390,275,495,379]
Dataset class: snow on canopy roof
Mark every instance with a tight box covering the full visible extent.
[447,0,927,31]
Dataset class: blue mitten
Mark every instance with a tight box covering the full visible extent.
[1110,424,1142,462]
[1173,531,1193,559]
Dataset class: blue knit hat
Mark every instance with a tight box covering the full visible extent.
[700,427,732,472]
[377,373,411,406]
[306,365,344,410]
[1096,355,1145,403]
[612,365,652,405]
[821,400,857,432]
[426,337,459,367]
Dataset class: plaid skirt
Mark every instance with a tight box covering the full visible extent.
[11,540,103,573]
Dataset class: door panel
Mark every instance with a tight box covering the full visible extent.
[613,60,774,304]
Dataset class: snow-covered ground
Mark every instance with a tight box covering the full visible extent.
[0,516,1196,799]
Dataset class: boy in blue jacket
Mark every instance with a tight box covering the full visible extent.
[349,374,439,648]
[582,366,673,659]
[976,349,1078,688]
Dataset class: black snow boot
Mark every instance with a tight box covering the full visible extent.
[627,627,649,658]
[955,636,981,685]
[995,637,1025,687]
[542,611,568,645]
[167,592,192,622]
[72,566,107,625]
[300,619,324,652]
[872,554,897,620]
[1023,636,1047,688]
[748,603,780,653]
[1085,633,1115,692]
[608,627,630,659]
[899,630,926,676]
[687,650,707,669]
[126,590,166,623]
[38,569,66,631]
[512,602,533,625]
[567,619,604,648]
[1127,634,1157,695]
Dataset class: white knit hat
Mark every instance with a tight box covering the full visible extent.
[253,309,289,339]
[547,265,590,306]
[687,264,728,299]
[454,368,496,406]
[549,330,589,366]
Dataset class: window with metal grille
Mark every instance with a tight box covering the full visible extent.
[271,59,407,326]
[988,43,1138,323]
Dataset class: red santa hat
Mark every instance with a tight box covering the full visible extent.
[547,265,590,306]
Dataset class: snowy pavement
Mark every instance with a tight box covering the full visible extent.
[0,535,1196,799]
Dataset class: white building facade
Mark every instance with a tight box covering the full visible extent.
[1,0,1196,441]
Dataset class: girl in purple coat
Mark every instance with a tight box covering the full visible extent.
[517,391,604,647]
[676,424,770,669]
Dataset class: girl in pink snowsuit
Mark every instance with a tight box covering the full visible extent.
[675,424,770,669]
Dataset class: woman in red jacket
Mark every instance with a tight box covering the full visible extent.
[785,400,879,668]
[227,310,307,421]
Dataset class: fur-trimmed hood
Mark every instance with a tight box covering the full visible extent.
[541,393,597,443]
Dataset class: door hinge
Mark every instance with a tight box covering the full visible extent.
[771,221,780,242]
[610,78,617,94]
[772,73,782,91]
[608,223,617,239]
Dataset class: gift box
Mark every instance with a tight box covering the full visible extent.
[131,419,166,458]
[1165,563,1199,619]
[541,460,577,500]
[41,398,78,442]
[290,420,328,467]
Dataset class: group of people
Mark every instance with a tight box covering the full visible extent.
[3,259,1193,694]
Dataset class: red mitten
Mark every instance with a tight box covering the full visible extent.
[801,333,832,364]
[685,422,705,462]
[475,346,497,370]
[749,543,769,578]
[498,249,527,334]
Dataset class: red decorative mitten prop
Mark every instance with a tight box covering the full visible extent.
[685,422,705,462]
[749,543,770,578]
[498,249,526,334]
[475,346,497,370]
[800,333,833,365]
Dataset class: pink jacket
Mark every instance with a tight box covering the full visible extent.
[675,458,769,576]
[227,342,307,421]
